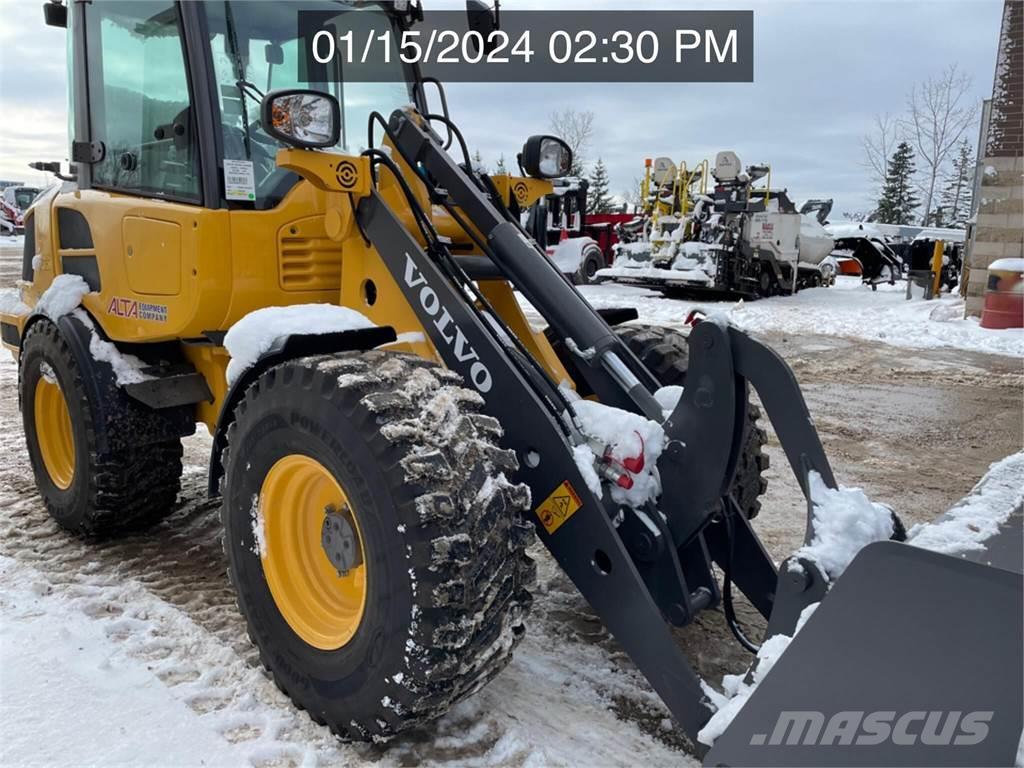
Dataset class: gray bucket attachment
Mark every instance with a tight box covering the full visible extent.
[705,538,1023,767]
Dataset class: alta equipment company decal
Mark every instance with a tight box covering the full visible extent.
[107,296,168,322]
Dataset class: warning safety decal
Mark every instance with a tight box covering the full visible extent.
[535,480,583,535]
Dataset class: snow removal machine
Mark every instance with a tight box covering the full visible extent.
[602,151,836,298]
[3,2,1020,765]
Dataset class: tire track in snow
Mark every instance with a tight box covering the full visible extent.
[0,354,694,767]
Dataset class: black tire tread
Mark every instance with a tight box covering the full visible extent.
[20,319,183,536]
[221,350,535,740]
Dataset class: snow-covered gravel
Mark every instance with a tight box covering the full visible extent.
[0,263,1020,766]
[0,557,254,768]
[0,350,691,768]
[571,277,1024,358]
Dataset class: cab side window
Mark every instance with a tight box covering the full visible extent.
[85,1,199,202]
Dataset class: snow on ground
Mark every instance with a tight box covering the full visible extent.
[698,602,819,747]
[0,349,691,768]
[0,557,254,768]
[569,277,1024,358]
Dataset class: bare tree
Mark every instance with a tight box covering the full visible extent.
[621,176,644,211]
[861,112,899,188]
[549,108,594,175]
[902,64,979,225]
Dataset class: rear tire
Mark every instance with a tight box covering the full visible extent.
[221,351,535,739]
[20,319,183,536]
[614,324,770,520]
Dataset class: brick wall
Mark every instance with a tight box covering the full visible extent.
[965,0,1024,317]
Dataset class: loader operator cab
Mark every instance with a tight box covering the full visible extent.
[56,0,420,209]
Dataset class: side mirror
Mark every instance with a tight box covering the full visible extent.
[43,1,67,28]
[260,89,340,149]
[519,135,573,179]
[466,0,499,54]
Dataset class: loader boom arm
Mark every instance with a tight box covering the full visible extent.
[350,108,855,751]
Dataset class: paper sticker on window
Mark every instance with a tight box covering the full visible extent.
[224,159,255,201]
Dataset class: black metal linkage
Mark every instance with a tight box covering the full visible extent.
[356,189,721,749]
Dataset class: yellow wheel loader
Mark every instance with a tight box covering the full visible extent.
[3,2,1020,764]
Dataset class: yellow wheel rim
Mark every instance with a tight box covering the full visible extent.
[258,455,367,650]
[34,373,75,490]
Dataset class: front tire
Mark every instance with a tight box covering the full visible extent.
[221,351,535,740]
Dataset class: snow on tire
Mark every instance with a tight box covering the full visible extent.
[220,350,535,740]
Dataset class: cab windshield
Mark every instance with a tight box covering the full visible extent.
[206,1,415,208]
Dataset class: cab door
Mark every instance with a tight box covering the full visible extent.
[57,0,225,341]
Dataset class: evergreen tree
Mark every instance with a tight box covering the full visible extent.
[586,157,613,214]
[875,141,920,225]
[495,153,508,175]
[472,149,487,173]
[937,138,973,228]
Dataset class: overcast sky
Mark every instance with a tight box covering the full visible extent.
[0,0,1003,216]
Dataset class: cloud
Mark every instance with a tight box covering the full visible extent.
[0,0,1003,216]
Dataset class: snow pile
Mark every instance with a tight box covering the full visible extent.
[572,443,603,496]
[698,602,819,746]
[74,310,154,386]
[908,450,1024,557]
[794,471,894,581]
[729,278,1024,357]
[569,396,667,507]
[223,304,377,385]
[0,288,30,317]
[36,274,91,319]
[573,277,1024,358]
